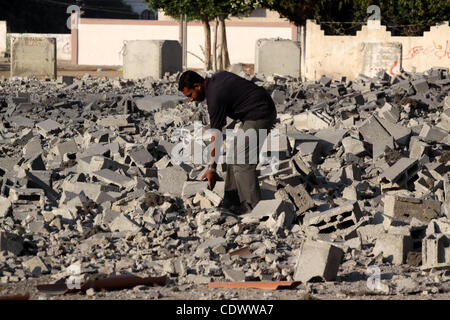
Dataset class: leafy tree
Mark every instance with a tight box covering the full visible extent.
[146,0,217,70]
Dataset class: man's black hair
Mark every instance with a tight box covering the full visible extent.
[178,70,205,91]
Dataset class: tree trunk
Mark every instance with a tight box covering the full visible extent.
[201,16,211,70]
[216,17,223,70]
[219,16,230,70]
[212,18,218,72]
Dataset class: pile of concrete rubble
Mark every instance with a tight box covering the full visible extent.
[0,67,449,295]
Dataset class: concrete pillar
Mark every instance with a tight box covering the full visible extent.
[255,38,301,77]
[11,37,57,79]
[0,21,6,57]
[361,42,402,78]
[123,40,182,80]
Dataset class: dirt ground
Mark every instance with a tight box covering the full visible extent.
[0,61,255,79]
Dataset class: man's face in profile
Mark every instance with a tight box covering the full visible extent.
[181,83,205,102]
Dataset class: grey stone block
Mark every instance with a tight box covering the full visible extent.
[123,40,182,80]
[284,184,314,214]
[419,124,448,142]
[11,37,57,79]
[0,196,11,217]
[0,231,23,255]
[109,213,141,233]
[303,201,363,235]
[243,199,295,225]
[422,234,450,269]
[92,169,135,188]
[157,166,188,196]
[181,181,208,198]
[36,119,62,135]
[22,256,49,276]
[383,195,441,226]
[411,78,429,95]
[373,232,413,265]
[255,38,300,77]
[293,239,343,283]
[379,157,419,190]
[135,95,187,113]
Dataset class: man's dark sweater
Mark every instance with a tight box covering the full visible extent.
[205,71,276,130]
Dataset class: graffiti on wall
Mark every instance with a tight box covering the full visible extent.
[403,40,450,60]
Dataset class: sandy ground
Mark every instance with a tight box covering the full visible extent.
[0,61,255,79]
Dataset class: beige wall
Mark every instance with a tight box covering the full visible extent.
[304,19,450,80]
[8,33,71,61]
[77,20,179,66]
[75,18,295,68]
[0,21,6,57]
[186,23,293,69]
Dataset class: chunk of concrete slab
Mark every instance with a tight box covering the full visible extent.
[22,256,49,276]
[419,124,448,142]
[92,169,135,189]
[123,40,182,80]
[0,231,23,255]
[293,239,343,283]
[293,111,332,131]
[109,213,141,233]
[255,38,300,77]
[0,196,11,217]
[439,109,450,131]
[383,195,441,226]
[342,136,365,156]
[379,157,419,190]
[284,184,314,214]
[157,166,188,196]
[181,181,208,198]
[422,234,450,269]
[242,199,295,225]
[373,232,413,265]
[11,37,57,79]
[303,202,363,235]
[36,119,62,135]
[135,95,187,113]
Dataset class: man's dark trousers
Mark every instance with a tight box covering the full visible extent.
[224,111,277,210]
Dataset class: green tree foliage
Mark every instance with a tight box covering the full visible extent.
[260,0,450,35]
[351,0,450,35]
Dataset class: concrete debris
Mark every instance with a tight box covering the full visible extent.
[293,239,343,283]
[0,68,448,296]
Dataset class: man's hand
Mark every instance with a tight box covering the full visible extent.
[201,169,218,191]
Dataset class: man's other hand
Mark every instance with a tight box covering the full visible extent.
[201,169,217,191]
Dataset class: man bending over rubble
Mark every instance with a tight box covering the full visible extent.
[178,70,277,214]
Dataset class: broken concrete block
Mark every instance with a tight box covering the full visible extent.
[0,196,12,217]
[22,256,49,276]
[383,195,441,228]
[36,119,62,135]
[9,187,45,208]
[294,111,332,131]
[109,213,141,233]
[303,201,363,236]
[98,114,130,127]
[92,169,135,189]
[293,239,343,283]
[0,231,23,255]
[181,181,208,198]
[125,146,153,168]
[223,268,246,282]
[373,232,413,265]
[204,189,222,207]
[378,102,400,123]
[409,137,430,159]
[23,137,43,155]
[439,109,450,131]
[377,117,411,146]
[135,95,187,113]
[411,78,429,95]
[242,199,295,226]
[284,184,314,214]
[379,157,419,190]
[419,124,448,143]
[342,136,365,156]
[422,234,450,269]
[157,166,188,196]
